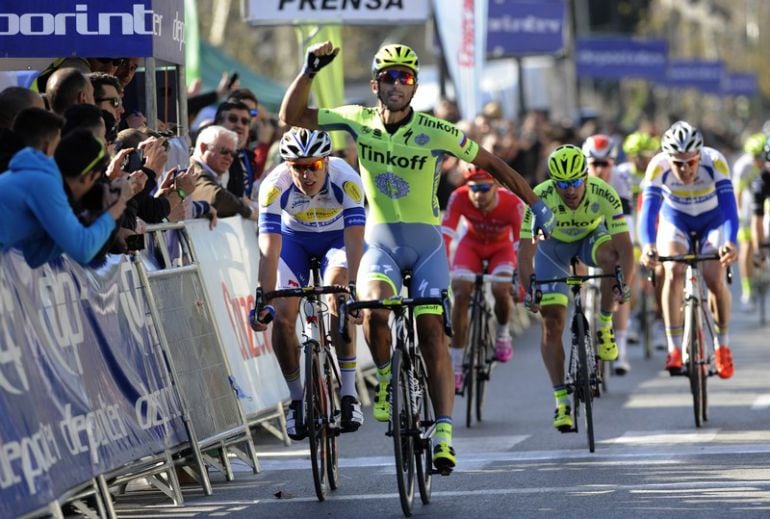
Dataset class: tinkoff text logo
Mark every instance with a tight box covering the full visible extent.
[0,4,160,36]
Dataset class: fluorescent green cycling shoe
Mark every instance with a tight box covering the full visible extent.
[596,325,618,361]
[373,382,391,422]
[553,403,574,432]
[433,440,456,475]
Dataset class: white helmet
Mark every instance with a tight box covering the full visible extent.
[661,121,703,155]
[582,134,617,161]
[279,127,332,160]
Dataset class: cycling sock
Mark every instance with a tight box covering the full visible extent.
[665,324,684,352]
[616,328,628,358]
[741,278,751,298]
[450,347,465,371]
[598,311,613,329]
[495,321,510,339]
[434,416,453,443]
[338,356,357,398]
[553,385,569,406]
[376,361,391,383]
[715,324,728,347]
[285,368,304,401]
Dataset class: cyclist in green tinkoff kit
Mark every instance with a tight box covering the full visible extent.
[280,41,555,472]
[519,144,634,432]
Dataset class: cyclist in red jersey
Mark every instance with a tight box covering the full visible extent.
[441,166,524,391]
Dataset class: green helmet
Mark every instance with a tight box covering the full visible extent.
[622,131,660,156]
[744,132,767,157]
[371,44,419,77]
[548,144,587,181]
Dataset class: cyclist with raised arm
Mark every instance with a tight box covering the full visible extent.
[639,121,738,379]
[734,133,767,309]
[250,128,366,439]
[519,144,633,432]
[583,134,635,375]
[441,165,524,391]
[280,41,555,473]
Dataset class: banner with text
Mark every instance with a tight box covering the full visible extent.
[665,59,724,94]
[575,37,667,81]
[434,0,488,120]
[244,0,430,25]
[0,252,187,518]
[487,0,565,57]
[0,0,185,63]
[722,72,758,97]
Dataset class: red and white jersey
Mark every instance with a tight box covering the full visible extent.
[441,186,524,250]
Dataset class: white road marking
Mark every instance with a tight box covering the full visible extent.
[607,429,719,444]
[751,394,770,409]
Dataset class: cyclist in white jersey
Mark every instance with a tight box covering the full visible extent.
[639,121,738,379]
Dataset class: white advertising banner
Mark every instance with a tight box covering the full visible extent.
[433,0,488,120]
[244,0,431,25]
[186,217,288,418]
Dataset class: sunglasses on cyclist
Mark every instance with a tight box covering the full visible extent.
[554,177,586,189]
[376,69,417,86]
[589,159,611,168]
[97,96,122,108]
[226,113,250,126]
[468,183,493,193]
[289,159,325,173]
[671,157,699,168]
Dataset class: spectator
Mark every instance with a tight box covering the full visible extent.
[62,104,107,141]
[115,58,141,89]
[0,127,133,268]
[46,68,94,116]
[189,125,256,219]
[214,100,253,198]
[89,73,125,121]
[0,87,45,129]
[34,57,126,92]
[1,107,62,172]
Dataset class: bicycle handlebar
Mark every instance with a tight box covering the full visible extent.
[649,253,732,286]
[264,285,350,300]
[528,265,625,306]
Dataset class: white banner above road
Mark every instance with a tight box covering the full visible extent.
[244,0,430,25]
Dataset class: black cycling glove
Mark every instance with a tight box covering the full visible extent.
[303,49,337,78]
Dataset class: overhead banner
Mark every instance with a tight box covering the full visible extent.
[487,0,565,57]
[0,0,186,63]
[666,59,724,94]
[244,0,430,25]
[0,252,187,518]
[434,0,488,120]
[575,37,667,81]
[723,72,758,97]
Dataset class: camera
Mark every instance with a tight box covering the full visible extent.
[121,149,145,172]
[125,234,145,251]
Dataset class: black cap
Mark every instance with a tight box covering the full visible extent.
[54,129,108,178]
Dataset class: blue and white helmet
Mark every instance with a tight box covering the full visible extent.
[279,127,332,160]
[661,121,703,155]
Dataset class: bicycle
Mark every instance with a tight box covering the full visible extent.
[450,269,516,428]
[637,265,657,359]
[529,258,625,453]
[651,232,732,428]
[582,267,608,391]
[753,242,770,325]
[252,257,350,501]
[340,271,452,517]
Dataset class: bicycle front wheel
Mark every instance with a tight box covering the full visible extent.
[391,349,415,516]
[686,303,705,428]
[465,303,480,428]
[476,306,495,424]
[414,354,434,504]
[305,346,329,501]
[324,354,340,490]
[576,314,595,453]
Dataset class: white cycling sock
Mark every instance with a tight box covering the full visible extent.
[450,347,465,371]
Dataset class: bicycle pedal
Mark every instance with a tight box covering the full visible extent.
[431,466,453,476]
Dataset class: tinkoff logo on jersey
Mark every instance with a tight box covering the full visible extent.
[260,185,281,207]
[360,143,428,169]
[343,181,363,203]
[416,113,460,137]
[375,172,410,199]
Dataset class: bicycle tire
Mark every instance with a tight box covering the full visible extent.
[576,313,595,452]
[391,348,415,516]
[415,353,434,505]
[641,288,653,359]
[324,354,340,490]
[476,307,493,424]
[465,299,480,428]
[306,345,329,500]
[686,301,704,428]
[758,279,768,326]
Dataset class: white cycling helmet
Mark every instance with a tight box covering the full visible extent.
[279,127,332,160]
[661,121,703,155]
[582,134,617,161]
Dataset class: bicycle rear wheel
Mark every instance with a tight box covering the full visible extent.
[576,314,595,452]
[391,349,415,516]
[414,355,434,505]
[305,345,329,500]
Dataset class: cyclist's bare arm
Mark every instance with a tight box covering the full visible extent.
[258,232,282,295]
[518,238,536,295]
[612,230,635,286]
[279,41,339,129]
[472,146,539,206]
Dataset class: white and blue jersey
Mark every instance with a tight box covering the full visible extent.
[258,157,366,286]
[639,146,738,250]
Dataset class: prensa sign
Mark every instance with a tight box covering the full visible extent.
[244,0,430,25]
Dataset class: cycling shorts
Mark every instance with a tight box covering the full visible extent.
[278,230,346,288]
[656,209,725,254]
[452,236,517,277]
[535,225,611,307]
[358,222,448,316]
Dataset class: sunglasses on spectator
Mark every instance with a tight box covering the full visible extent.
[215,146,238,158]
[376,69,417,86]
[96,58,125,66]
[97,97,122,108]
[226,113,250,126]
[555,177,586,189]
[468,183,493,193]
[289,159,325,173]
[671,157,699,168]
[589,160,611,168]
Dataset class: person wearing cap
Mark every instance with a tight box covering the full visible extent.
[280,40,556,474]
[0,126,133,268]
[441,165,524,393]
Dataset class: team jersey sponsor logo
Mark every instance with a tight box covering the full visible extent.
[260,185,281,207]
[343,180,363,203]
[557,218,595,228]
[590,202,600,213]
[416,113,460,137]
[295,207,342,222]
[375,172,410,199]
[589,183,619,206]
[415,133,430,146]
[360,143,429,169]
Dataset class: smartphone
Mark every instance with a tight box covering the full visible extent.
[227,71,239,89]
[125,234,145,251]
[121,149,145,172]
